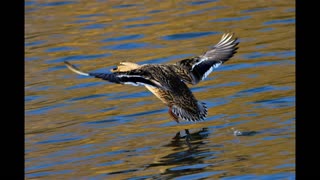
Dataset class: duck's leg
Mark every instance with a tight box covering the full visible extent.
[185,129,192,149]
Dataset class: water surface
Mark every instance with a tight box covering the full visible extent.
[25,0,295,179]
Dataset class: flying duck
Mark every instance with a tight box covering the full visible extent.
[64,33,239,123]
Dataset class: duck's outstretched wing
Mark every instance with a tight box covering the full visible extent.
[175,33,239,84]
[64,61,164,89]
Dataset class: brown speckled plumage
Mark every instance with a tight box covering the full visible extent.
[64,33,239,122]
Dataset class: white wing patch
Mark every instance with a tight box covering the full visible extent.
[213,61,222,68]
[123,82,148,86]
[202,66,213,80]
[201,61,222,80]
[117,74,164,89]
[117,74,144,78]
[191,57,208,71]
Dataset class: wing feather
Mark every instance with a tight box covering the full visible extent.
[64,61,164,89]
[175,33,239,84]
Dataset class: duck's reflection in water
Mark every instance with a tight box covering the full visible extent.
[144,127,219,178]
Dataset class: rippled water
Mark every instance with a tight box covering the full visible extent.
[25,0,295,179]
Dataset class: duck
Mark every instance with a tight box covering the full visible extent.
[64,33,239,123]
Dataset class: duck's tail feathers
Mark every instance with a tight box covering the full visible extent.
[171,102,207,122]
